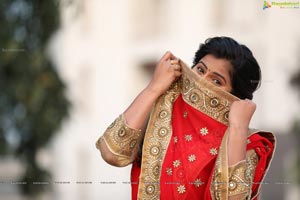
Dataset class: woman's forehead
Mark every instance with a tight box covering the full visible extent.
[200,54,233,75]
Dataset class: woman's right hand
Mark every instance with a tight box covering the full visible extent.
[146,51,182,96]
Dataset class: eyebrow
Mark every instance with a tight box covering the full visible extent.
[198,61,227,84]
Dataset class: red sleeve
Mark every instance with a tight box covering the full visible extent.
[246,132,275,199]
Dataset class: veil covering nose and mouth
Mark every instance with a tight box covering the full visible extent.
[129,61,275,200]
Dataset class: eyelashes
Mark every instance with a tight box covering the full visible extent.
[196,66,223,86]
[212,79,221,86]
[196,66,205,74]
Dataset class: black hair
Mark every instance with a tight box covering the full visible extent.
[192,36,261,100]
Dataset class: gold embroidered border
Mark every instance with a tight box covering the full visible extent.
[210,128,230,200]
[138,62,245,200]
[211,129,275,200]
[227,150,258,198]
[137,61,240,199]
[136,61,275,199]
[99,114,143,158]
[137,82,181,199]
[180,62,239,126]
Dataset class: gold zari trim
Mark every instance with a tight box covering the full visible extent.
[211,129,261,200]
[228,150,258,199]
[96,114,143,165]
[211,129,230,200]
[181,62,239,125]
[137,62,239,199]
[138,82,180,200]
[96,61,274,199]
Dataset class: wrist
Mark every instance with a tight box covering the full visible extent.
[144,85,162,99]
[228,125,248,139]
[145,84,163,98]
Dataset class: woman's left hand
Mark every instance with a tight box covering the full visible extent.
[227,99,256,166]
[228,99,256,131]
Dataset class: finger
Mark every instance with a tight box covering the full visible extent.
[169,54,178,60]
[161,51,174,61]
[170,60,176,65]
[163,51,179,62]
[170,59,180,65]
[174,70,182,77]
[173,64,181,71]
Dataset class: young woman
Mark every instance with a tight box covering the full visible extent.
[96,37,275,200]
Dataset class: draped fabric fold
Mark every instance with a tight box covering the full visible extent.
[130,61,275,200]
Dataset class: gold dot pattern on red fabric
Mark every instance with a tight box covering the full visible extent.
[173,136,178,144]
[200,127,209,136]
[166,168,172,176]
[210,148,218,156]
[184,134,192,142]
[183,111,188,118]
[173,160,181,168]
[177,185,186,194]
[188,154,196,162]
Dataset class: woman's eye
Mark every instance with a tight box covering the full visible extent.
[197,67,205,74]
[212,79,222,86]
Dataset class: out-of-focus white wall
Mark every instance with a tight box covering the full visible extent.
[46,0,300,199]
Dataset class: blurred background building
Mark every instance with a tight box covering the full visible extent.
[1,0,300,199]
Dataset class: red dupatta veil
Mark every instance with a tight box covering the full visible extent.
[131,61,275,200]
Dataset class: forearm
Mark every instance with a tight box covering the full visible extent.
[124,52,180,129]
[227,127,252,200]
[97,51,180,166]
[96,86,161,167]
[123,85,161,130]
[212,130,256,200]
[97,114,144,167]
[227,126,248,166]
[218,99,256,199]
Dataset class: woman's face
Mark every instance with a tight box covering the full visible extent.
[192,54,233,92]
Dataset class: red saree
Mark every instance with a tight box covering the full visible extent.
[130,62,275,200]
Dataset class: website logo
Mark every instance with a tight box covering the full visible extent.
[263,1,272,9]
[263,1,300,9]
